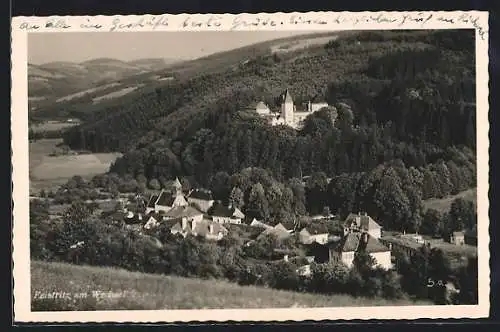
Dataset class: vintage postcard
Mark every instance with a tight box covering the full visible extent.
[12,11,490,323]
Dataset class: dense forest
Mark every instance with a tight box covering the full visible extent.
[60,30,476,230]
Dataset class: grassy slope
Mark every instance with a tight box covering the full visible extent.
[29,139,121,193]
[422,188,477,213]
[31,261,428,311]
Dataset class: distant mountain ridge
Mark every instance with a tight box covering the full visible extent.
[28,57,180,109]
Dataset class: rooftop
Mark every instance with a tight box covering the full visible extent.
[344,213,382,231]
[188,189,213,201]
[335,232,389,253]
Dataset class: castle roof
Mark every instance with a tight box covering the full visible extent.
[255,101,269,110]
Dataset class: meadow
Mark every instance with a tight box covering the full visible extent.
[422,188,477,213]
[31,260,429,311]
[29,138,121,193]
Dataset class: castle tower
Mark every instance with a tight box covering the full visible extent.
[281,89,294,126]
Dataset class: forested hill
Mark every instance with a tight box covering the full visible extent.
[63,30,476,192]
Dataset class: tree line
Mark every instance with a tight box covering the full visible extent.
[30,198,477,305]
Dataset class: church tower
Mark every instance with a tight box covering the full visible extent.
[281,89,294,126]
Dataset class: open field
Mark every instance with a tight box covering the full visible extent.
[423,188,477,213]
[29,139,121,193]
[92,85,143,103]
[30,121,79,133]
[271,36,338,53]
[31,260,429,311]
[56,83,121,103]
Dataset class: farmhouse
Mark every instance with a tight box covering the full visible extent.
[249,218,273,230]
[257,223,293,241]
[187,189,214,213]
[298,225,329,245]
[329,232,392,270]
[143,214,160,230]
[209,203,245,224]
[163,205,204,224]
[170,217,228,241]
[379,235,422,259]
[343,212,382,239]
[253,89,335,129]
[145,178,188,214]
[449,231,465,246]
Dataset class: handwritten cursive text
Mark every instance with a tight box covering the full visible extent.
[110,15,169,32]
[182,15,222,28]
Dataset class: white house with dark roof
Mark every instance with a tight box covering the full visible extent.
[343,212,382,239]
[187,189,214,213]
[298,226,329,245]
[329,231,392,270]
[209,203,245,224]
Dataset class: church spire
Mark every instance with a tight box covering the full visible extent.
[284,89,293,103]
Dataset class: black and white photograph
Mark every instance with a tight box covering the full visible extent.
[12,12,489,322]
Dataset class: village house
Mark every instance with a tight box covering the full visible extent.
[253,89,335,129]
[249,218,273,230]
[170,217,228,241]
[449,231,465,246]
[143,213,161,230]
[379,235,422,259]
[163,205,204,224]
[187,189,215,213]
[298,226,329,245]
[209,203,245,224]
[329,232,392,270]
[400,231,425,244]
[257,223,293,241]
[145,178,188,214]
[343,212,382,239]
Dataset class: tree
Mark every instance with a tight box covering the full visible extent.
[246,183,270,220]
[449,198,476,231]
[421,208,443,237]
[456,256,478,304]
[229,186,244,209]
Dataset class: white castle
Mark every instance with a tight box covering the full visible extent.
[253,89,331,129]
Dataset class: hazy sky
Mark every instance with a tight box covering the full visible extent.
[28,31,315,64]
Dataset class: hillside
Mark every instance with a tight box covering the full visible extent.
[423,188,477,213]
[57,30,475,185]
[31,260,428,311]
[28,57,179,110]
[30,32,346,120]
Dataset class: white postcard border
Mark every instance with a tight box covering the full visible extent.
[11,11,490,322]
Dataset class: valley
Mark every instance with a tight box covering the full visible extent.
[28,30,479,310]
